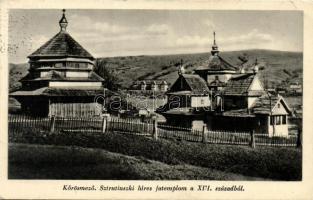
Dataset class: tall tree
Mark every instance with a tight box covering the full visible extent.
[94,59,121,91]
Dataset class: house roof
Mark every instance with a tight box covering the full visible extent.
[195,55,237,72]
[252,95,292,115]
[21,71,104,82]
[223,73,263,96]
[169,74,209,95]
[28,31,94,60]
[216,95,292,117]
[10,87,103,97]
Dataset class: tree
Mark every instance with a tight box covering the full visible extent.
[94,59,121,91]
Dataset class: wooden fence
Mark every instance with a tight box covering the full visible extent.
[8,115,301,148]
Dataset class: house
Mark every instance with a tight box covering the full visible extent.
[209,72,291,137]
[10,10,105,117]
[158,32,292,137]
[130,79,169,92]
[223,72,266,110]
[156,65,211,131]
[289,82,302,95]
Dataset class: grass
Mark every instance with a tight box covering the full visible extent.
[9,143,268,180]
[9,131,302,180]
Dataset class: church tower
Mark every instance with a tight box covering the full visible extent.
[194,31,237,91]
[211,31,219,56]
[10,10,105,117]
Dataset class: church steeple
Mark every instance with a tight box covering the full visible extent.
[59,9,68,32]
[211,31,219,56]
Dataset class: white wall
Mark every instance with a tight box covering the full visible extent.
[191,96,210,107]
[40,71,50,77]
[192,120,205,131]
[272,101,289,115]
[249,76,263,91]
[66,71,89,78]
[248,97,258,108]
[267,116,289,137]
[49,81,102,87]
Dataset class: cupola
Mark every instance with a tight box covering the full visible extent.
[59,9,68,32]
[211,31,219,56]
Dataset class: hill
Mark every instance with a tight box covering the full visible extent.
[97,49,303,89]
[9,49,302,90]
[9,63,29,92]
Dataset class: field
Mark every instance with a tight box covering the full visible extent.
[9,131,302,180]
[9,143,268,180]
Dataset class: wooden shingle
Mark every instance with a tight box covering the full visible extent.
[196,55,237,71]
[223,73,255,96]
[28,32,94,60]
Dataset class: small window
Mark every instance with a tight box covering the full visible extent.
[215,75,219,80]
[277,103,280,108]
[200,99,204,105]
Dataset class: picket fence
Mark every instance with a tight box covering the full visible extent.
[8,115,301,148]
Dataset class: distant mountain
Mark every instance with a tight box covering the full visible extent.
[9,49,302,90]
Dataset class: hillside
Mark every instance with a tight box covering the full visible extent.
[9,63,29,92]
[98,49,303,89]
[9,49,302,90]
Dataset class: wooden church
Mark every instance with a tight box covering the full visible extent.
[10,10,105,117]
[158,32,292,137]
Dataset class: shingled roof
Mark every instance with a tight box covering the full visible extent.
[196,55,237,72]
[223,73,264,96]
[28,31,94,60]
[168,74,210,95]
[252,95,292,115]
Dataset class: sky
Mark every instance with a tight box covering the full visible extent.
[9,9,303,63]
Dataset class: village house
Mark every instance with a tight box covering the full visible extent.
[130,79,169,93]
[158,32,292,137]
[210,72,292,137]
[156,65,211,131]
[10,10,105,117]
[289,82,302,95]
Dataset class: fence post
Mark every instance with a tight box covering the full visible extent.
[49,116,56,134]
[102,114,110,133]
[297,128,302,148]
[202,125,208,143]
[153,117,158,140]
[250,130,255,148]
